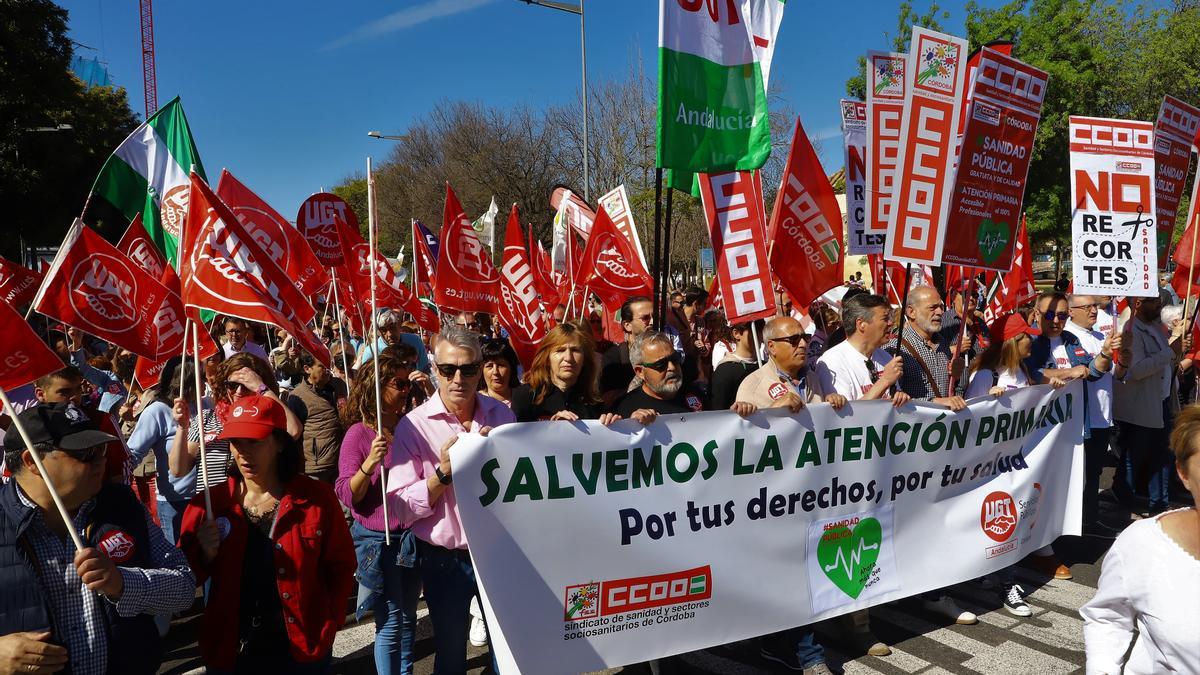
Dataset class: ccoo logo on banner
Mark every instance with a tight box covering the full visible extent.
[698,170,777,323]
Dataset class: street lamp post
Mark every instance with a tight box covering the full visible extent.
[517,0,589,203]
[367,131,405,141]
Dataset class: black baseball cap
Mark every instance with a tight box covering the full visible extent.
[3,402,117,452]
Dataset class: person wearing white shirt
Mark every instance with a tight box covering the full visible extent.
[1065,295,1122,534]
[220,316,269,362]
[813,293,908,659]
[1081,405,1200,674]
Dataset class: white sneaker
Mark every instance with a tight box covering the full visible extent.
[922,595,977,625]
[1003,584,1032,617]
[469,615,488,647]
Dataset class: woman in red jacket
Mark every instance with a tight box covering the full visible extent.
[179,393,355,673]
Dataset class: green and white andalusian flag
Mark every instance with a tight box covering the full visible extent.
[657,0,786,173]
[91,97,205,265]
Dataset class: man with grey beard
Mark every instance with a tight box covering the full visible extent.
[615,331,707,416]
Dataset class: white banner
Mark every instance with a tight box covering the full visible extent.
[454,383,1085,673]
[1069,116,1159,296]
[841,99,876,254]
[597,185,650,271]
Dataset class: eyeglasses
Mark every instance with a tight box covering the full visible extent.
[386,377,411,391]
[435,362,482,378]
[768,333,806,347]
[1043,311,1070,322]
[61,445,106,464]
[1070,303,1099,311]
[634,314,653,324]
[640,352,683,372]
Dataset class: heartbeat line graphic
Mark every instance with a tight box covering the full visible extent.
[824,539,880,577]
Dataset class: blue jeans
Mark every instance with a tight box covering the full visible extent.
[1121,400,1174,511]
[763,626,824,668]
[419,541,495,675]
[155,498,188,546]
[351,523,420,675]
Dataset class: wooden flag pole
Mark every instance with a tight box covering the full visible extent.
[191,328,213,520]
[0,386,86,551]
[367,158,391,546]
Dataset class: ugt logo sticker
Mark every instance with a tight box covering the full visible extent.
[981,490,1019,558]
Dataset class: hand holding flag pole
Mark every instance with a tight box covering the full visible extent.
[191,327,213,520]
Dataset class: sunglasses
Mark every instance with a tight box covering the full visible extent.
[61,445,106,464]
[435,362,482,378]
[768,333,806,347]
[1042,311,1070,322]
[386,377,411,391]
[640,352,683,372]
[223,381,252,393]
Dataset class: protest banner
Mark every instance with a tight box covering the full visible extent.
[435,184,501,315]
[550,187,596,238]
[1069,116,1158,296]
[983,215,1037,322]
[296,192,354,268]
[884,27,969,267]
[841,100,874,254]
[1154,96,1200,268]
[452,383,1084,672]
[767,118,845,308]
[698,170,777,322]
[865,51,907,245]
[597,185,650,270]
[942,49,1048,271]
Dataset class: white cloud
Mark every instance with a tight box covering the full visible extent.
[324,0,495,50]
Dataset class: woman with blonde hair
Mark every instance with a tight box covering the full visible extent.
[334,344,422,674]
[967,313,1063,398]
[511,322,618,423]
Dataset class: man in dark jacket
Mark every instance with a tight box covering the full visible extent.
[0,402,195,675]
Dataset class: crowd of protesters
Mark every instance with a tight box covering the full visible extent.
[0,275,1197,675]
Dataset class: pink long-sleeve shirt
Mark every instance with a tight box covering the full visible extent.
[386,392,515,550]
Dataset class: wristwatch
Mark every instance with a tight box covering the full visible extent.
[435,466,453,485]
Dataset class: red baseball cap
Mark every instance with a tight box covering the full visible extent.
[989,313,1041,343]
[219,394,287,440]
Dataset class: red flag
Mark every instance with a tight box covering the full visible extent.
[131,264,220,389]
[117,214,168,279]
[983,216,1036,322]
[33,220,175,360]
[574,206,654,311]
[0,299,63,391]
[766,118,845,308]
[704,276,723,313]
[217,170,329,296]
[496,205,547,369]
[179,173,330,366]
[528,229,561,312]
[412,220,438,297]
[296,192,353,268]
[698,170,777,323]
[434,184,500,315]
[0,257,44,308]
[335,216,439,333]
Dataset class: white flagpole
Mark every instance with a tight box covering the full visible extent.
[0,386,86,551]
[368,158,391,546]
[191,328,213,520]
[329,269,353,382]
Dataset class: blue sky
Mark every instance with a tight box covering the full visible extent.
[61,0,1003,219]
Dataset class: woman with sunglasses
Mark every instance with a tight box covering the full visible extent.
[479,338,520,407]
[335,346,422,675]
[169,349,231,490]
[511,322,622,424]
[178,393,355,674]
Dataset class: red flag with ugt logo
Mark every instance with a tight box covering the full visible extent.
[0,298,63,391]
[434,184,500,315]
[179,173,330,366]
[528,228,561,314]
[117,214,169,279]
[496,205,547,369]
[296,192,352,268]
[766,118,845,309]
[574,205,653,311]
[335,216,439,333]
[32,220,174,360]
[217,170,329,296]
[0,257,44,308]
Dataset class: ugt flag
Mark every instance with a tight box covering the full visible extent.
[497,205,547,370]
[657,0,786,172]
[91,97,206,264]
[0,298,63,391]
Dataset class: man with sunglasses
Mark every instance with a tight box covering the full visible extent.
[615,332,711,418]
[1065,294,1124,533]
[600,296,683,407]
[389,326,515,673]
[1025,291,1115,579]
[736,316,847,413]
[0,402,196,675]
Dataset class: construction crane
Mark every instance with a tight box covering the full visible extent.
[139,0,157,118]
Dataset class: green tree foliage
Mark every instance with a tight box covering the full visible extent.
[846,1,949,100]
[1,1,141,260]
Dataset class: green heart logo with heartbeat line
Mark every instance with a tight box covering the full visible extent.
[817,517,883,599]
[977,219,1011,265]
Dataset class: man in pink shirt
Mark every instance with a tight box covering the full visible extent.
[388,325,514,672]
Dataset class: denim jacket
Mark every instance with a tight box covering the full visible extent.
[1025,330,1104,439]
[351,522,417,620]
